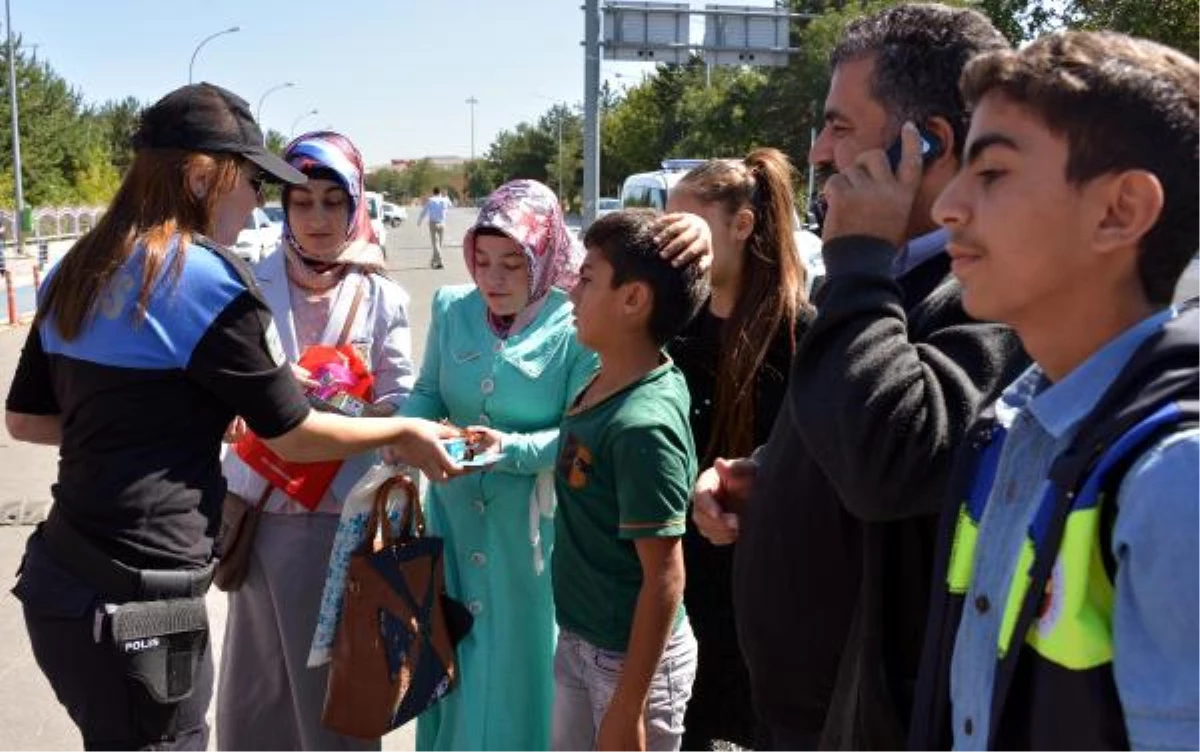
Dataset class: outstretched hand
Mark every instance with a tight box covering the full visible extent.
[383,419,465,483]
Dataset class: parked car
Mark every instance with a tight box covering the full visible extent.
[383,202,407,227]
[234,207,281,265]
[621,160,825,296]
[363,191,387,253]
[596,197,621,217]
[262,204,286,226]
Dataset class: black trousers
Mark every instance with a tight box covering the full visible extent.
[15,533,213,751]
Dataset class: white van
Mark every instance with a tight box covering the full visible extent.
[619,159,825,295]
[363,190,387,253]
[619,159,707,212]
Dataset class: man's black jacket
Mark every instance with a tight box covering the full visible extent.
[732,234,1029,748]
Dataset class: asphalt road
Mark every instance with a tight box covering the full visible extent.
[0,207,479,751]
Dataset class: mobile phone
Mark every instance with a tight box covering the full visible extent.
[886,126,943,172]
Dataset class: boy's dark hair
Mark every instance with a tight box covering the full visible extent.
[583,209,709,346]
[961,31,1199,306]
[831,3,1010,158]
[432,186,441,194]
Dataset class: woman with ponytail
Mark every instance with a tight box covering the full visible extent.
[665,148,814,750]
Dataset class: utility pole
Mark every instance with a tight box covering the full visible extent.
[465,96,478,162]
[557,111,565,199]
[6,0,24,255]
[582,0,600,229]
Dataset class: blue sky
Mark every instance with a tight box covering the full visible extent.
[14,0,776,168]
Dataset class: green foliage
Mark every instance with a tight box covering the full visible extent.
[1064,0,1199,57]
[93,96,141,176]
[0,39,134,210]
[477,0,1197,213]
[365,159,470,205]
[265,128,288,154]
[464,159,495,200]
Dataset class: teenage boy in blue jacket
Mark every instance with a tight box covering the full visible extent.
[911,31,1198,750]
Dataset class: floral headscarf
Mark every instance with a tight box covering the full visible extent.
[463,179,582,337]
[281,130,384,291]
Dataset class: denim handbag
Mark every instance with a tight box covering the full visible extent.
[321,475,473,739]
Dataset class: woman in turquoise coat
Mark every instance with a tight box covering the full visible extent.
[405,180,596,750]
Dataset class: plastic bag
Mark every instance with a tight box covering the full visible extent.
[307,462,413,667]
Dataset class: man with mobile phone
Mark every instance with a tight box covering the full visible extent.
[688,4,1029,749]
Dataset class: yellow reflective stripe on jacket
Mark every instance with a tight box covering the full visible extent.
[946,505,978,595]
[947,502,1115,669]
[1020,507,1114,670]
[997,540,1035,658]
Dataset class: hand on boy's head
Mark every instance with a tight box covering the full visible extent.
[653,212,713,271]
[822,121,924,248]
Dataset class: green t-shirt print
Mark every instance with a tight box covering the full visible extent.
[552,360,698,652]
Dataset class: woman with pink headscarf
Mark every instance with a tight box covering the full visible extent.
[402,180,595,750]
[217,131,415,751]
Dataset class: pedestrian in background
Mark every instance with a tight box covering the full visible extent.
[418,186,454,269]
[3,83,458,750]
[664,148,812,750]
[216,130,415,751]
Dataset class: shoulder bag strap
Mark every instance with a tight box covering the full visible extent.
[335,276,367,346]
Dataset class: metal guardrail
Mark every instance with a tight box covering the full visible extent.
[0,206,104,254]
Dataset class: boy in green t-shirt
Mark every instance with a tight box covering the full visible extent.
[551,209,709,751]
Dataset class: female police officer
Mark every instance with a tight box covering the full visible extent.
[3,82,458,750]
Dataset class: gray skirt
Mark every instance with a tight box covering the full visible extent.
[216,512,379,751]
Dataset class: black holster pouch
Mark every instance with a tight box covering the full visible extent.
[102,596,209,704]
[41,506,214,707]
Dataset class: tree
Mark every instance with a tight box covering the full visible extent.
[265,128,288,154]
[485,123,555,186]
[671,66,769,158]
[1065,0,1198,56]
[93,96,141,177]
[976,0,1198,53]
[474,0,1197,207]
[0,39,128,208]
[464,159,495,201]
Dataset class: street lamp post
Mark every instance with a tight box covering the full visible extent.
[465,96,478,162]
[556,114,564,197]
[290,108,318,138]
[188,26,239,84]
[6,0,24,255]
[256,81,295,124]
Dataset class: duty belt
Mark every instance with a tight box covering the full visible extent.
[41,506,214,601]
